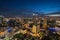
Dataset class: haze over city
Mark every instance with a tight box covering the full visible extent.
[0,0,60,17]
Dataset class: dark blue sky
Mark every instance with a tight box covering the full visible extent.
[0,0,60,15]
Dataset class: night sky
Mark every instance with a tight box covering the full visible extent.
[0,0,60,16]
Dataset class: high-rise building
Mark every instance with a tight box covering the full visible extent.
[0,15,4,24]
[32,25,37,33]
[32,24,40,33]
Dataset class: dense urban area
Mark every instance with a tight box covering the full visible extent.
[0,15,60,40]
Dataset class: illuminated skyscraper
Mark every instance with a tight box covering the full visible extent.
[32,13,40,34]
